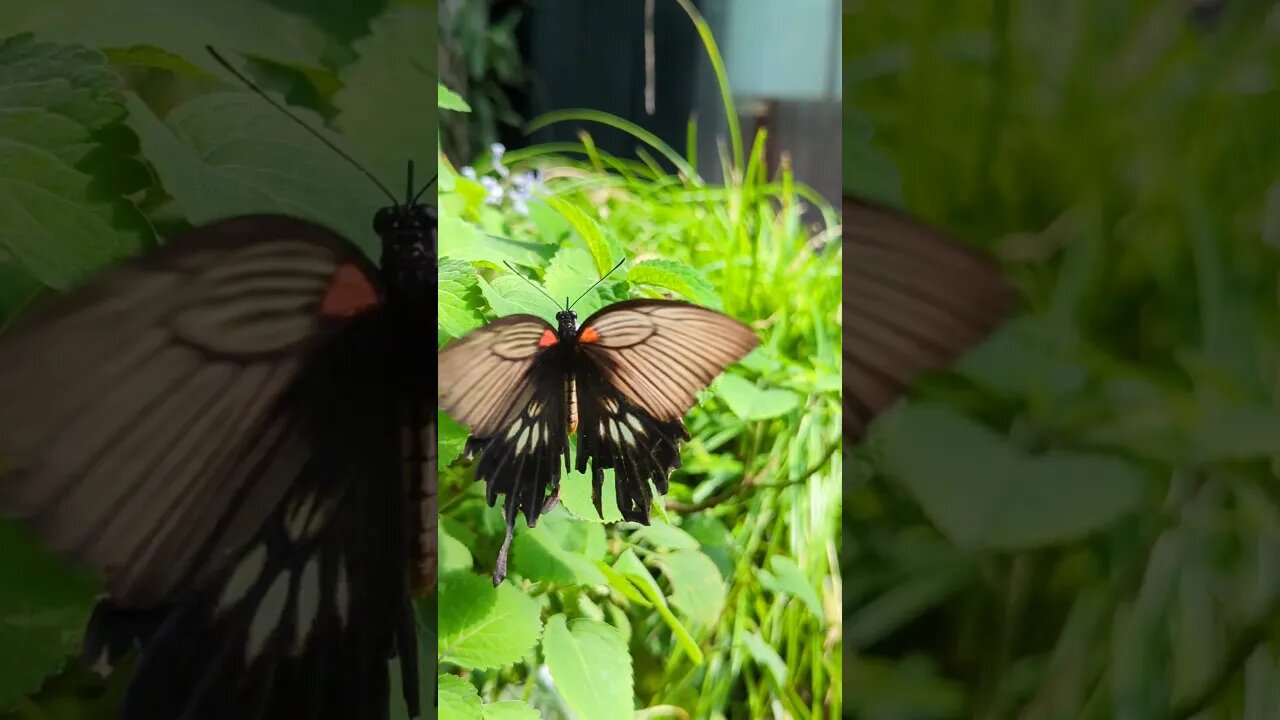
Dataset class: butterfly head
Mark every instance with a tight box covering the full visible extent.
[555,309,578,338]
[375,201,437,307]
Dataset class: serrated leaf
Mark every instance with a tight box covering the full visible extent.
[558,446,622,523]
[758,556,824,622]
[481,701,541,720]
[438,259,484,339]
[439,84,471,112]
[740,630,788,687]
[125,91,385,256]
[542,615,633,720]
[0,36,148,288]
[438,674,483,720]
[438,573,542,671]
[657,550,726,632]
[438,213,550,268]
[511,511,607,586]
[627,258,720,308]
[335,4,433,189]
[715,374,801,421]
[438,410,468,468]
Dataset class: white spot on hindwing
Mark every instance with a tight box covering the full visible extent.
[294,557,321,655]
[335,559,350,628]
[246,571,290,663]
[284,492,337,542]
[624,414,644,434]
[218,543,268,615]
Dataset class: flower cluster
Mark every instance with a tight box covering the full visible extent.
[460,143,543,216]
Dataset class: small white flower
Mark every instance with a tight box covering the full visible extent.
[460,166,477,180]
[491,143,510,178]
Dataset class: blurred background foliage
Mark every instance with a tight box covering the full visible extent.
[845,1,1280,718]
[436,2,841,717]
[0,0,433,717]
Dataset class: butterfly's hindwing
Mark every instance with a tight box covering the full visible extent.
[85,312,417,720]
[470,351,571,529]
[573,364,688,522]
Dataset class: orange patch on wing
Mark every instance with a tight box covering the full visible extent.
[321,264,379,317]
[539,329,558,347]
[579,326,600,343]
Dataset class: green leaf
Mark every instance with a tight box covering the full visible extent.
[335,4,434,189]
[612,550,702,664]
[543,247,619,320]
[437,213,550,268]
[627,258,721,309]
[0,520,97,709]
[657,550,726,632]
[1193,405,1280,462]
[481,701,541,720]
[438,83,472,112]
[2,0,328,77]
[542,615,634,720]
[0,37,148,288]
[479,273,560,322]
[631,521,700,551]
[558,446,623,523]
[438,673,483,720]
[542,197,617,277]
[758,556,824,622]
[438,258,484,339]
[879,403,1143,550]
[438,572,542,671]
[438,410,469,468]
[440,524,473,574]
[125,91,385,256]
[740,630,788,687]
[511,512,607,586]
[715,374,801,421]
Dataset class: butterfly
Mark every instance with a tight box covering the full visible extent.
[437,263,759,584]
[0,49,435,720]
[844,195,1013,440]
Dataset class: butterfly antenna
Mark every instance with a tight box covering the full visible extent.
[405,160,415,206]
[411,175,438,206]
[205,45,400,207]
[568,258,626,310]
[502,261,562,309]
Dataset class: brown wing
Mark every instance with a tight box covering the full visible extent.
[0,214,383,606]
[576,299,759,423]
[436,314,553,437]
[844,196,1012,442]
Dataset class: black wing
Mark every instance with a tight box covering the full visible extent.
[573,299,759,523]
[844,196,1012,441]
[437,314,570,583]
[81,311,419,720]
